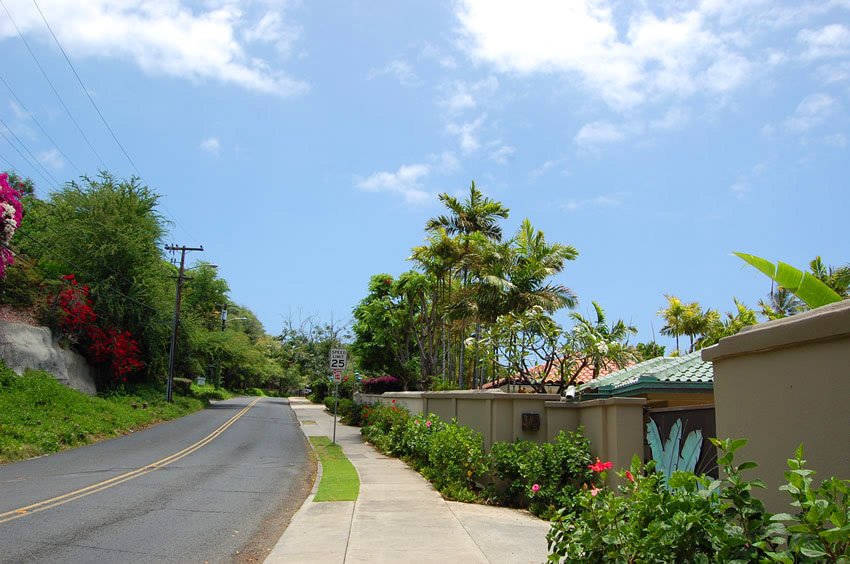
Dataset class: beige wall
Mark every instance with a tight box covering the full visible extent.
[703,300,850,513]
[356,390,647,482]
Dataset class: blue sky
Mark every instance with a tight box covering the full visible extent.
[1,0,848,347]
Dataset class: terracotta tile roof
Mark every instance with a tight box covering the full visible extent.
[482,357,633,389]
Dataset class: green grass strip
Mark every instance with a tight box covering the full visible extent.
[310,436,360,502]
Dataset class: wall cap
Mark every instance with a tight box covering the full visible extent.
[545,397,647,409]
[377,390,561,400]
[702,300,850,362]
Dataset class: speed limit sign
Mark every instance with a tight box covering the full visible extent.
[329,349,348,371]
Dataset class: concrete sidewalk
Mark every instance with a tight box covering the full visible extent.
[266,398,550,563]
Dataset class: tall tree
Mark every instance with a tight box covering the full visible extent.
[659,295,686,353]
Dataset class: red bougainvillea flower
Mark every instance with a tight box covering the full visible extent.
[531,483,540,493]
[625,471,635,483]
[588,458,614,473]
[591,487,601,497]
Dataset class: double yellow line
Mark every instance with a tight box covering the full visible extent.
[0,397,262,525]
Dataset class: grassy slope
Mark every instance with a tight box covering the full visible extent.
[310,436,360,502]
[0,365,205,464]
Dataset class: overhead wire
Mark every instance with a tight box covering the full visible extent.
[0,70,82,176]
[27,0,203,246]
[31,0,141,178]
[1,0,204,247]
[0,116,61,187]
[0,125,57,189]
[0,0,107,170]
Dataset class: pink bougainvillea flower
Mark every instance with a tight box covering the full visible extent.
[531,483,540,493]
[625,471,635,483]
[588,458,613,472]
[590,487,601,497]
[425,420,432,428]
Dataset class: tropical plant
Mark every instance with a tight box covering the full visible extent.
[809,256,850,298]
[658,295,686,353]
[735,252,842,309]
[646,418,702,487]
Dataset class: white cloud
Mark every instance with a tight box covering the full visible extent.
[730,181,749,199]
[489,144,515,164]
[784,93,839,132]
[798,24,850,59]
[574,121,628,148]
[447,116,485,153]
[455,1,761,110]
[650,107,690,131]
[200,137,221,154]
[439,77,499,113]
[37,148,63,170]
[430,151,461,174]
[243,11,301,56]
[562,193,624,212]
[822,133,848,147]
[817,61,850,83]
[357,164,431,205]
[530,157,568,178]
[0,0,307,96]
[369,60,419,87]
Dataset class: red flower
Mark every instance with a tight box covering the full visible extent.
[588,458,614,473]
[625,471,635,483]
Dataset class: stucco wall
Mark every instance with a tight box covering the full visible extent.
[355,390,647,482]
[0,320,97,395]
[702,300,850,513]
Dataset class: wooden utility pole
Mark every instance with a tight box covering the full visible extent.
[166,244,203,402]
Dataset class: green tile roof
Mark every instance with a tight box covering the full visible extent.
[579,351,713,396]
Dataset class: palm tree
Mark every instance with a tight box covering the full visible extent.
[425,182,510,388]
[570,301,637,380]
[426,181,510,241]
[809,256,850,298]
[681,302,719,353]
[659,295,685,353]
[759,287,805,320]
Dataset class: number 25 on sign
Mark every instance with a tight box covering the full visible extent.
[329,348,348,370]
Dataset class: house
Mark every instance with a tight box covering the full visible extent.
[579,351,714,408]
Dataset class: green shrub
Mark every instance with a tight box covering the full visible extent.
[547,439,850,563]
[172,377,192,396]
[191,386,230,402]
[424,420,485,500]
[360,401,410,455]
[489,430,592,517]
[245,387,266,397]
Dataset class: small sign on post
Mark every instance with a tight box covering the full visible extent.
[329,349,347,444]
[329,349,348,371]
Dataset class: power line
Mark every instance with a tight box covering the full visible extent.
[12,227,161,315]
[0,0,107,170]
[0,116,61,187]
[3,0,202,247]
[0,125,57,189]
[31,0,140,178]
[0,70,82,176]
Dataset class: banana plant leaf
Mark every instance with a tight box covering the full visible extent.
[734,252,842,309]
[678,428,703,473]
[646,419,664,465]
[660,419,683,477]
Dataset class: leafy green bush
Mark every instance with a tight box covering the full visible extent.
[423,420,485,501]
[546,439,850,563]
[361,401,410,455]
[245,387,266,396]
[489,430,592,518]
[191,385,231,402]
[172,377,192,396]
[341,401,364,426]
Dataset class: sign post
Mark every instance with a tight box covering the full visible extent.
[329,349,348,444]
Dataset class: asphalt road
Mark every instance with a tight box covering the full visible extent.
[0,396,314,563]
